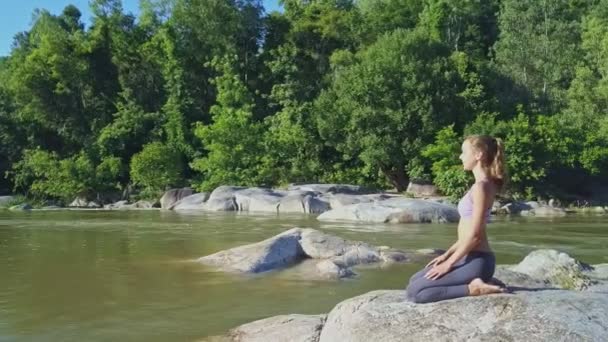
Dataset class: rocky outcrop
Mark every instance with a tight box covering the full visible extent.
[198,228,435,279]
[160,188,194,209]
[217,250,608,342]
[317,198,459,223]
[318,290,608,341]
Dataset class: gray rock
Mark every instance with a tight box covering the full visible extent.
[406,181,439,197]
[316,260,355,279]
[499,201,533,215]
[325,193,389,209]
[160,188,194,209]
[525,206,568,217]
[68,196,89,208]
[198,228,305,273]
[227,314,326,342]
[204,186,246,211]
[171,193,209,210]
[287,184,369,194]
[234,188,283,213]
[509,249,593,290]
[318,290,608,342]
[104,200,130,209]
[317,197,459,224]
[86,201,101,208]
[278,193,330,214]
[131,200,154,209]
[198,228,427,278]
[300,229,381,267]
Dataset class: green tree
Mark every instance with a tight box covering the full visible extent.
[190,58,268,191]
[316,28,474,191]
[130,142,183,194]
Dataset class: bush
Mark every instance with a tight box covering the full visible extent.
[130,142,183,193]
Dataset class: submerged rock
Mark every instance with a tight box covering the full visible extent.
[317,198,459,224]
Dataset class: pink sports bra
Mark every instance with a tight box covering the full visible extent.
[457,185,492,220]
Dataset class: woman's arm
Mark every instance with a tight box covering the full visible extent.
[442,241,459,258]
[444,182,492,266]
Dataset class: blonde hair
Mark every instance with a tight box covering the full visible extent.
[465,135,507,190]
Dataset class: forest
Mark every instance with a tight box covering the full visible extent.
[1,0,607,204]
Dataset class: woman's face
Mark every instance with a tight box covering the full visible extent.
[459,140,480,171]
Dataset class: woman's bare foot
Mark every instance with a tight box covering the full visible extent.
[468,278,505,296]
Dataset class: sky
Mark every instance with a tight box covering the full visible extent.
[0,0,282,56]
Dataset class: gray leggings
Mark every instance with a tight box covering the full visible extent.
[405,251,495,303]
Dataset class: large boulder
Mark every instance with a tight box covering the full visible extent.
[318,290,608,341]
[160,188,194,209]
[171,193,210,210]
[227,314,326,342]
[204,186,246,211]
[278,193,330,214]
[234,188,283,213]
[508,249,593,290]
[317,198,459,224]
[198,228,305,273]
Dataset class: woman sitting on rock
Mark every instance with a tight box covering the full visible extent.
[406,135,507,303]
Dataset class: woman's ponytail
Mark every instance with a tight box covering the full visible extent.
[490,138,507,191]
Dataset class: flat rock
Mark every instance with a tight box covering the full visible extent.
[317,198,459,223]
[227,314,326,342]
[319,290,608,341]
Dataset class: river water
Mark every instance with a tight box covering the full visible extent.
[1,210,606,341]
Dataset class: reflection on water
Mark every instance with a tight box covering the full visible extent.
[1,210,607,341]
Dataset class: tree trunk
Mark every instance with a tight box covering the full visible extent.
[380,164,409,192]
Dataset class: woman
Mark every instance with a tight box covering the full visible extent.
[406,135,507,303]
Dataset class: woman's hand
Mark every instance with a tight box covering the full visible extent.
[425,254,448,268]
[424,261,453,280]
